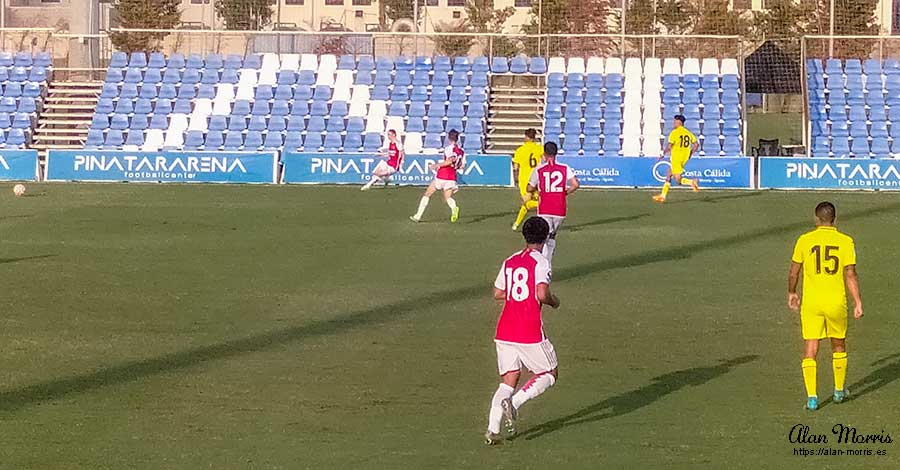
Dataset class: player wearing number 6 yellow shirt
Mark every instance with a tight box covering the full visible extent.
[653,115,699,203]
[511,129,543,231]
[788,202,864,411]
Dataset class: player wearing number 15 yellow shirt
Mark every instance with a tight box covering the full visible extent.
[787,202,864,411]
[511,128,543,231]
[653,115,700,203]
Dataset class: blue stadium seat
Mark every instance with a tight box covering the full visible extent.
[702,106,720,122]
[109,113,129,130]
[409,102,427,118]
[119,83,138,100]
[410,85,428,101]
[510,56,528,74]
[304,132,323,151]
[702,137,721,156]
[326,117,344,132]
[310,101,329,117]
[297,70,316,86]
[564,119,582,135]
[182,69,201,86]
[850,121,868,138]
[197,84,215,99]
[683,107,701,121]
[396,57,414,73]
[91,114,108,130]
[271,101,290,117]
[426,118,444,134]
[251,100,270,116]
[722,119,740,136]
[602,136,621,155]
[314,86,332,101]
[407,117,425,133]
[323,133,343,151]
[85,129,104,149]
[389,101,406,116]
[29,67,48,83]
[173,98,192,114]
[435,56,452,74]
[447,102,465,118]
[472,56,490,73]
[294,85,312,102]
[200,70,219,88]
[128,52,146,69]
[446,118,463,134]
[811,136,829,156]
[224,54,243,70]
[103,129,124,149]
[545,103,562,120]
[96,98,114,115]
[391,87,409,101]
[583,135,601,154]
[105,68,123,84]
[186,54,204,70]
[110,51,128,69]
[274,85,293,101]
[177,85,196,100]
[263,132,283,150]
[722,136,742,155]
[492,57,509,74]
[129,114,148,131]
[156,84,175,100]
[355,71,373,86]
[287,115,305,132]
[244,55,262,69]
[872,137,890,156]
[228,116,247,132]
[465,119,483,134]
[224,131,243,150]
[248,116,267,132]
[138,83,157,100]
[244,131,264,150]
[347,117,365,134]
[209,115,227,132]
[338,55,356,70]
[183,130,204,150]
[307,116,326,133]
[371,85,390,101]
[851,137,869,156]
[284,133,302,151]
[363,133,382,152]
[207,54,224,70]
[453,56,471,74]
[149,114,168,130]
[278,71,297,86]
[394,72,412,87]
[412,71,430,87]
[468,105,486,119]
[268,117,286,132]
[16,98,36,115]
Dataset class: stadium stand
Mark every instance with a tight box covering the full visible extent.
[87,52,489,154]
[806,58,897,158]
[543,56,743,156]
[0,51,52,149]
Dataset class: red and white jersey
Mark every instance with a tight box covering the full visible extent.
[383,141,404,170]
[528,160,575,217]
[493,248,552,344]
[436,144,465,181]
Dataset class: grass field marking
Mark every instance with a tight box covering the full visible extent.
[3,200,900,415]
[511,355,759,441]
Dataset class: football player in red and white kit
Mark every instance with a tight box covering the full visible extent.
[361,129,405,191]
[409,129,465,223]
[527,142,580,264]
[485,216,561,445]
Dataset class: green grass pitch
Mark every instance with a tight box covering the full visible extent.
[2,184,900,469]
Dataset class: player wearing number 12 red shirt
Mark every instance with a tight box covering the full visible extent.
[484,216,561,445]
[527,142,580,264]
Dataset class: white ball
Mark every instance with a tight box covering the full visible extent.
[13,184,25,197]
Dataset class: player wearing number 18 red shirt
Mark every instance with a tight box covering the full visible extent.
[484,216,561,445]
[527,142,580,264]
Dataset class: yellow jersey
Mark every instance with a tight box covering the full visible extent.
[668,126,697,161]
[512,141,543,189]
[791,226,857,310]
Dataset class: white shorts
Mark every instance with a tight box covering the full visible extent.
[495,339,558,375]
[540,215,565,235]
[374,161,398,175]
[433,177,459,191]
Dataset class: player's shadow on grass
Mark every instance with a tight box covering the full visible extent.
[465,211,517,224]
[3,200,900,413]
[666,191,764,205]
[564,213,649,232]
[512,355,759,441]
[846,353,900,401]
[0,254,55,264]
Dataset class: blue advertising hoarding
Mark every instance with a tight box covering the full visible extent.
[558,156,753,189]
[46,150,278,184]
[0,149,38,181]
[759,157,900,190]
[281,152,512,186]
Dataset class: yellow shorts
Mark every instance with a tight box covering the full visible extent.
[801,305,848,340]
[671,155,690,174]
[519,184,538,199]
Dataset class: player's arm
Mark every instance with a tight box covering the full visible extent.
[526,169,539,196]
[659,140,672,161]
[787,261,802,311]
[844,264,863,319]
[398,146,405,166]
[493,265,507,301]
[536,283,560,309]
[566,167,579,195]
[493,287,506,300]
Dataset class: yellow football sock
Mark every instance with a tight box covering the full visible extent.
[802,358,817,397]
[833,352,848,391]
[680,177,693,186]
[525,199,538,210]
[514,205,528,227]
[661,182,671,197]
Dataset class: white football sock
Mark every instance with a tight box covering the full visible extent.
[363,175,379,189]
[511,373,556,410]
[487,383,514,434]
[446,197,457,210]
[413,196,430,219]
[542,237,557,263]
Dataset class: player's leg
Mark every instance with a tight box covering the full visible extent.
[676,158,699,191]
[487,343,521,444]
[410,181,437,221]
[362,162,388,190]
[541,216,562,263]
[654,169,674,202]
[802,338,820,410]
[443,187,460,222]
[510,340,559,412]
[827,310,850,402]
[513,192,530,230]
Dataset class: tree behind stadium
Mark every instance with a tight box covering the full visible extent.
[109,0,181,53]
[521,0,617,57]
[215,0,275,30]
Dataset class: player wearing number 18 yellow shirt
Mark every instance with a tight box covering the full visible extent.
[788,202,864,411]
[511,129,543,231]
[653,115,700,203]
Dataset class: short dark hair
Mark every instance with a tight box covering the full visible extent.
[387,129,397,136]
[816,201,836,223]
[523,217,550,245]
[525,128,537,140]
[674,114,686,124]
[447,129,459,142]
[544,141,558,157]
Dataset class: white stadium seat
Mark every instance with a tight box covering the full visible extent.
[350,84,370,104]
[624,58,642,77]
[567,57,585,75]
[318,54,338,77]
[332,70,354,101]
[315,70,335,87]
[236,83,254,101]
[405,132,423,154]
[605,58,623,75]
[300,54,318,72]
[142,129,164,151]
[348,100,368,117]
[214,83,235,102]
[547,57,566,75]
[701,58,720,76]
[365,117,385,134]
[642,135,662,157]
[663,58,681,76]
[280,54,300,72]
[163,128,185,149]
[192,98,212,118]
[167,113,189,134]
[682,58,701,75]
[643,58,662,80]
[188,114,208,132]
[258,68,278,87]
[385,116,405,135]
[238,69,258,87]
[367,100,387,119]
[721,58,739,75]
[586,57,604,74]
